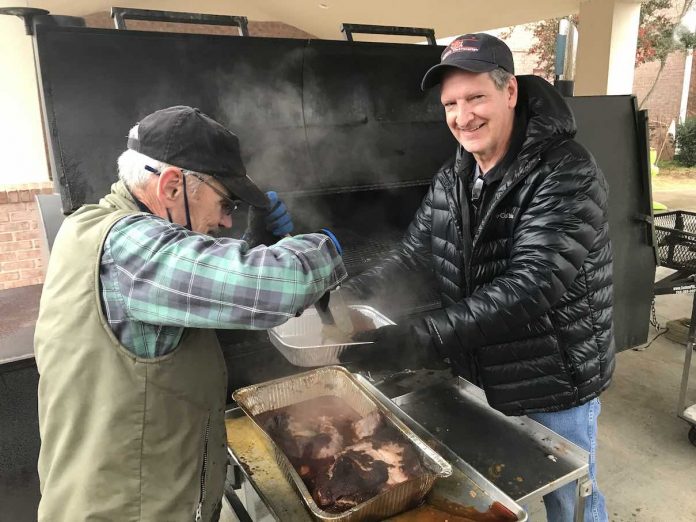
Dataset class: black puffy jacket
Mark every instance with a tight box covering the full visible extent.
[348,75,615,415]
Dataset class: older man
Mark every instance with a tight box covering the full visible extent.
[34,106,345,521]
[346,34,613,521]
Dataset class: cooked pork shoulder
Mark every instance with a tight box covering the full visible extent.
[352,410,383,439]
[314,446,390,510]
[260,397,425,513]
[314,436,424,510]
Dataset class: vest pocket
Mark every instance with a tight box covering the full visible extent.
[195,414,211,521]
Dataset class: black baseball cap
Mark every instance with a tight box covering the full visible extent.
[127,105,269,208]
[421,33,515,90]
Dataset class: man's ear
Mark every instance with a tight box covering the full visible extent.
[156,167,183,206]
[507,75,518,109]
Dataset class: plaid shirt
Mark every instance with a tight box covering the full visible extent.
[100,214,347,358]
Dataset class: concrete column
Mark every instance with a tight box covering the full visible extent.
[574,0,642,96]
[0,15,50,184]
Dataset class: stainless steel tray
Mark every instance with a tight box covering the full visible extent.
[268,305,395,367]
[232,366,452,522]
[355,375,528,521]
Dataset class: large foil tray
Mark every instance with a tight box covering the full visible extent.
[268,305,395,367]
[232,366,452,522]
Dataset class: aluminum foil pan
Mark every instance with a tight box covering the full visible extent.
[268,305,395,367]
[232,366,452,522]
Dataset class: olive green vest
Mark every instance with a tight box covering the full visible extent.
[35,182,228,522]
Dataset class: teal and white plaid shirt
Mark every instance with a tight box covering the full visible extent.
[100,214,346,358]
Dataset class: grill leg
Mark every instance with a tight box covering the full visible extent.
[573,475,592,522]
[677,292,696,415]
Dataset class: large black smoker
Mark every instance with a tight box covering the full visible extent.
[1,14,656,520]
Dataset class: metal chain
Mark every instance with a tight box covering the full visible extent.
[634,296,667,351]
[650,296,660,331]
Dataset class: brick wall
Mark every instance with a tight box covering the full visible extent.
[492,24,545,76]
[0,183,53,290]
[633,50,687,159]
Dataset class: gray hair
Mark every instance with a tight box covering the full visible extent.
[489,68,514,90]
[117,125,208,192]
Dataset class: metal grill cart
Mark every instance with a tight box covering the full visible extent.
[653,211,696,446]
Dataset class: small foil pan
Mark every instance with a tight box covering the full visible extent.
[268,305,395,367]
[232,366,452,522]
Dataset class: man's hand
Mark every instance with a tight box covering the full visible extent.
[341,321,448,371]
[243,191,294,247]
[265,191,293,236]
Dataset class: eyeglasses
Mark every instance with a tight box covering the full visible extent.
[145,165,241,216]
[184,171,241,216]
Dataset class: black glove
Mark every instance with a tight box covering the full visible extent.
[340,320,448,372]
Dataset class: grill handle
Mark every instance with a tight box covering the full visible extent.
[340,23,437,45]
[110,7,249,35]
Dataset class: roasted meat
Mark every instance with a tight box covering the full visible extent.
[352,409,383,439]
[314,436,423,510]
[259,396,424,513]
[314,446,390,510]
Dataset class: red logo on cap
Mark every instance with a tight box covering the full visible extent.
[442,37,479,60]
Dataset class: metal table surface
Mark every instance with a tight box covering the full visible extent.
[388,377,590,504]
[225,374,590,521]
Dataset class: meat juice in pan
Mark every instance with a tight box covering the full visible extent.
[256,395,425,513]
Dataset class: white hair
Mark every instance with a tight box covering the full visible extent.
[117,125,208,192]
[489,68,514,90]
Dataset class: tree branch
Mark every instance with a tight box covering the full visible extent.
[639,58,668,108]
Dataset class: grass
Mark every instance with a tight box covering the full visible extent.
[654,160,696,178]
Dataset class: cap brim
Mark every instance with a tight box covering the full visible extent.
[222,175,269,208]
[421,60,498,90]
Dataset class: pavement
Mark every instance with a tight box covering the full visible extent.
[652,175,696,212]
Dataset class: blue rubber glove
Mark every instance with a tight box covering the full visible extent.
[265,191,294,236]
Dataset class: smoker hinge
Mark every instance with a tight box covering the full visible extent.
[634,212,658,264]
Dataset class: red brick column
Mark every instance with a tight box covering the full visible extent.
[0,182,54,289]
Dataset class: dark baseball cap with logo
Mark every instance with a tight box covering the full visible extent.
[421,33,515,90]
[127,105,269,208]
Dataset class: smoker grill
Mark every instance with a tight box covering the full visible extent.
[29,22,657,389]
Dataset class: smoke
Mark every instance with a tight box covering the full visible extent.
[210,42,448,323]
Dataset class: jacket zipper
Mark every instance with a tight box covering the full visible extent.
[195,416,211,522]
[442,176,470,295]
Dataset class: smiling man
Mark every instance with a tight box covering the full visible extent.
[345,34,614,522]
[34,106,345,521]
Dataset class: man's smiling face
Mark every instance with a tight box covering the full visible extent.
[440,69,517,168]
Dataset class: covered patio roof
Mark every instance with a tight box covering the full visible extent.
[12,0,635,40]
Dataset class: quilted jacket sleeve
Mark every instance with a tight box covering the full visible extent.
[343,182,435,300]
[427,150,608,353]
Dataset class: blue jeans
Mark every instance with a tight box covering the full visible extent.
[527,399,608,522]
